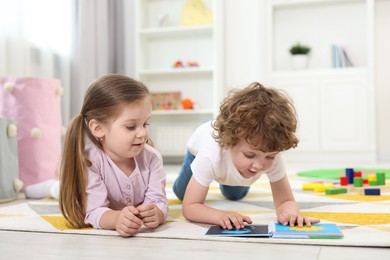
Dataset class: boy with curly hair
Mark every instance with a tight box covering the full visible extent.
[173,82,319,230]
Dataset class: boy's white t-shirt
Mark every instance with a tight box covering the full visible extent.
[187,121,286,187]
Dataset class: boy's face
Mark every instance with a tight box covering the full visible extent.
[230,139,278,178]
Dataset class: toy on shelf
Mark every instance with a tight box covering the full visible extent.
[181,98,194,110]
[157,13,170,27]
[151,92,182,110]
[173,60,199,68]
[186,61,199,67]
[173,60,184,68]
[181,0,213,26]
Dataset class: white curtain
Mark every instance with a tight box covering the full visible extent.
[0,0,73,123]
[71,0,128,118]
[0,0,131,125]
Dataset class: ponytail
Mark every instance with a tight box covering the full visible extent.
[59,115,91,228]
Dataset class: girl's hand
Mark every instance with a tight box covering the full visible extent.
[219,212,253,230]
[137,204,164,228]
[115,206,143,237]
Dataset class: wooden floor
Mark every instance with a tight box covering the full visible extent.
[1,162,390,259]
[1,230,389,259]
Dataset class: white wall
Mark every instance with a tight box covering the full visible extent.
[375,0,390,161]
[223,0,390,162]
[223,0,267,91]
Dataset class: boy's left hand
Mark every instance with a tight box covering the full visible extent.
[276,201,320,227]
[137,204,164,228]
[277,213,320,227]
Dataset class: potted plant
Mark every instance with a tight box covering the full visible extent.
[289,42,311,69]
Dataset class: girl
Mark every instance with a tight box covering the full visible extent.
[173,82,320,230]
[59,74,168,237]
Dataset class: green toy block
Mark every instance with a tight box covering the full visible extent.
[376,172,386,185]
[353,177,363,187]
[325,188,347,195]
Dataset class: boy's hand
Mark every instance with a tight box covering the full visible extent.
[115,206,143,237]
[219,212,252,230]
[137,204,164,228]
[277,213,320,227]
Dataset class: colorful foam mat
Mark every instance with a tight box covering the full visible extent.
[1,173,390,247]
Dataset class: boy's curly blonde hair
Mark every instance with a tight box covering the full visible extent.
[212,82,299,152]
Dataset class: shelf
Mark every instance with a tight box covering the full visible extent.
[271,0,364,8]
[152,109,214,116]
[269,0,368,72]
[139,25,213,38]
[139,67,213,76]
[136,0,222,157]
[271,67,369,78]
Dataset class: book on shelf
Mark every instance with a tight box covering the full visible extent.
[205,222,344,239]
[332,44,353,68]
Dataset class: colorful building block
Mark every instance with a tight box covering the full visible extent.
[345,168,354,184]
[325,188,347,195]
[376,172,386,186]
[302,182,323,191]
[364,188,380,196]
[340,176,348,186]
[302,182,334,192]
[353,177,363,187]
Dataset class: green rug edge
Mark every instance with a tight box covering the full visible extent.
[297,168,390,180]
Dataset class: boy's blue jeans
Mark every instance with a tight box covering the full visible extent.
[173,150,250,201]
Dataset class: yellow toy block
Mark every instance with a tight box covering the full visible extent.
[302,182,323,190]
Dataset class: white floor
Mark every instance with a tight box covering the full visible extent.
[1,162,390,259]
[1,230,389,260]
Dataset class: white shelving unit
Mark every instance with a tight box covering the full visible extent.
[135,0,223,158]
[266,0,376,162]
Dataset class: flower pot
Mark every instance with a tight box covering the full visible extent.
[291,54,309,70]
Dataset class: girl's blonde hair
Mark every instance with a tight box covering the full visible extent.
[212,82,299,152]
[59,74,150,228]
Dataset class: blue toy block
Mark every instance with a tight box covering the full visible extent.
[345,168,354,184]
[364,188,380,196]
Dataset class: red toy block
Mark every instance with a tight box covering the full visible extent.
[340,176,348,186]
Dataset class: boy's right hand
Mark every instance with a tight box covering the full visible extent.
[219,212,252,230]
[115,206,143,237]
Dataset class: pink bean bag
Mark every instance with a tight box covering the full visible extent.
[0,77,62,190]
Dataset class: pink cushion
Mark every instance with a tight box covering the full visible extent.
[0,77,62,188]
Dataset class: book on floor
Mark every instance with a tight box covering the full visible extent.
[205,222,343,239]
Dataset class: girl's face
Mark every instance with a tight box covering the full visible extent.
[101,98,152,165]
[230,139,278,178]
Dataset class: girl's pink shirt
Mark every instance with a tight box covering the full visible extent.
[84,143,168,228]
